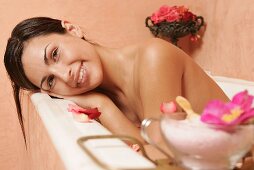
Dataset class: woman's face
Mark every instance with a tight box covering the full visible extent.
[22,33,103,96]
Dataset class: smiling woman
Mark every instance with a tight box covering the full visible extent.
[4,17,65,142]
[4,17,229,161]
[22,29,103,95]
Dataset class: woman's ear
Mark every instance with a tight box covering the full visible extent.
[61,20,83,38]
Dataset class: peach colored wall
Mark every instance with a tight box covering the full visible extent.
[188,0,254,81]
[0,0,253,169]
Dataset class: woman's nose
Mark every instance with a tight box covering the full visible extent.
[50,65,72,83]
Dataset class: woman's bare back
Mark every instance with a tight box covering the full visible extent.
[120,38,229,122]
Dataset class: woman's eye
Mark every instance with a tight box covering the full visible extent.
[51,48,58,61]
[47,75,55,89]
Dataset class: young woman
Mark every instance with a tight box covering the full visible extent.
[4,17,231,162]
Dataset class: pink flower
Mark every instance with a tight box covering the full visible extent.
[151,5,182,24]
[165,10,180,22]
[176,6,188,15]
[201,90,254,127]
[150,5,196,24]
[151,12,163,24]
[182,11,196,22]
[151,6,171,24]
[160,101,177,114]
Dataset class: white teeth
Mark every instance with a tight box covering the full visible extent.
[78,64,85,84]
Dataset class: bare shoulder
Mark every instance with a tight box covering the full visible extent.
[141,38,173,52]
[137,38,190,79]
[138,38,189,69]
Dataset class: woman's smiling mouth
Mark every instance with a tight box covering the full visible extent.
[77,62,87,86]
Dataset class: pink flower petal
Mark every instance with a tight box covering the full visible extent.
[201,113,228,125]
[130,144,140,152]
[232,90,253,110]
[182,11,195,22]
[67,104,101,119]
[88,111,101,119]
[151,12,160,24]
[202,100,229,117]
[236,109,254,124]
[72,112,91,123]
[201,101,240,125]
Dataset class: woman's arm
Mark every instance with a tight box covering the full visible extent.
[65,92,180,161]
[138,38,185,119]
[135,39,188,159]
[64,92,146,143]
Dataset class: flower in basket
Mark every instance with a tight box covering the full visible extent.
[146,5,205,45]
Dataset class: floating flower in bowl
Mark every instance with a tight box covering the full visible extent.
[201,90,254,129]
[145,5,205,46]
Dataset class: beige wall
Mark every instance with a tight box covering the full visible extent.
[0,0,253,169]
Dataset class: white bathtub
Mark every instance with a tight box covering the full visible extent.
[30,75,254,170]
[31,94,156,170]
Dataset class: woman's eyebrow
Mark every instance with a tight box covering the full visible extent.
[43,43,51,65]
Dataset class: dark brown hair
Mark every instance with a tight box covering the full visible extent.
[4,17,66,144]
